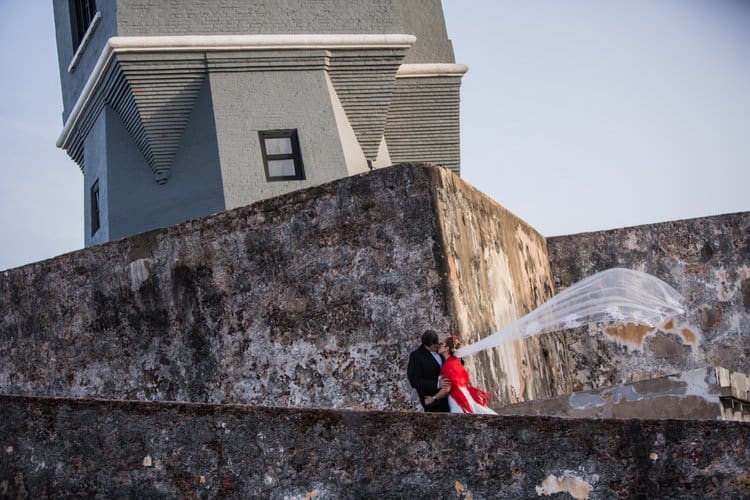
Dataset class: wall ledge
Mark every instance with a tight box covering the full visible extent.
[396,63,468,78]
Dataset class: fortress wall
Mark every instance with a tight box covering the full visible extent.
[0,164,561,409]
[547,212,750,391]
[431,168,570,404]
[495,366,750,421]
[0,165,447,410]
[1,394,748,498]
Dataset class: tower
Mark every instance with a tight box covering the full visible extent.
[54,0,466,246]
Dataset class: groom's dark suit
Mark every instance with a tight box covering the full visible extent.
[407,345,449,412]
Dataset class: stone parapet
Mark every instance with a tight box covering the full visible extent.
[1,394,748,498]
[496,366,750,422]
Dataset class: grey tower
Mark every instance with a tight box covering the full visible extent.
[54,0,466,246]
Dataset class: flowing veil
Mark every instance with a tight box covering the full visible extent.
[455,268,685,358]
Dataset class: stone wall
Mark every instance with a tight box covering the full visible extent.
[432,169,570,404]
[495,367,750,421]
[1,395,748,498]
[547,212,750,391]
[0,164,564,409]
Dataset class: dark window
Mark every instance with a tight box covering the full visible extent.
[69,0,97,49]
[91,180,100,236]
[258,129,305,181]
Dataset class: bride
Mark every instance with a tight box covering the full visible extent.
[424,336,497,415]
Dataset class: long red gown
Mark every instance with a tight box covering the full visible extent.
[440,356,497,415]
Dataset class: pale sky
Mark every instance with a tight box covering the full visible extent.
[1,0,749,271]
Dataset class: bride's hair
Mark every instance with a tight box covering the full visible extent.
[444,335,462,353]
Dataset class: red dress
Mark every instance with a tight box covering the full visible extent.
[440,356,496,414]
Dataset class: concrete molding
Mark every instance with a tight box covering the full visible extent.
[396,63,468,78]
[108,34,417,51]
[57,34,417,150]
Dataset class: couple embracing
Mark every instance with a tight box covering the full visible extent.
[407,330,497,415]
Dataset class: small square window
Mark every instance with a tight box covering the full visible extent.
[259,129,305,181]
[91,179,100,236]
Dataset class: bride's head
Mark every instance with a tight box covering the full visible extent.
[444,336,461,354]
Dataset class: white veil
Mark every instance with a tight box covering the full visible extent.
[455,268,685,358]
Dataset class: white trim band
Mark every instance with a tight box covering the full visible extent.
[57,34,417,149]
[108,33,417,51]
[396,63,469,78]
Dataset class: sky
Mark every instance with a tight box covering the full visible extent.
[1,0,749,271]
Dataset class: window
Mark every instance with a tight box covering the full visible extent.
[258,129,305,181]
[91,180,100,236]
[69,0,97,49]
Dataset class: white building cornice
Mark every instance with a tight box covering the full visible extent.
[57,34,417,149]
[396,63,469,78]
[109,34,417,52]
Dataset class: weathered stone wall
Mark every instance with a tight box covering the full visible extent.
[432,169,570,404]
[548,212,750,391]
[1,165,444,409]
[0,164,563,409]
[495,366,750,421]
[2,395,748,498]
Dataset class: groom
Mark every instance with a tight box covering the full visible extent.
[407,330,450,412]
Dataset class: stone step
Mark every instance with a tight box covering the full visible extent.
[494,366,750,422]
[1,394,749,498]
